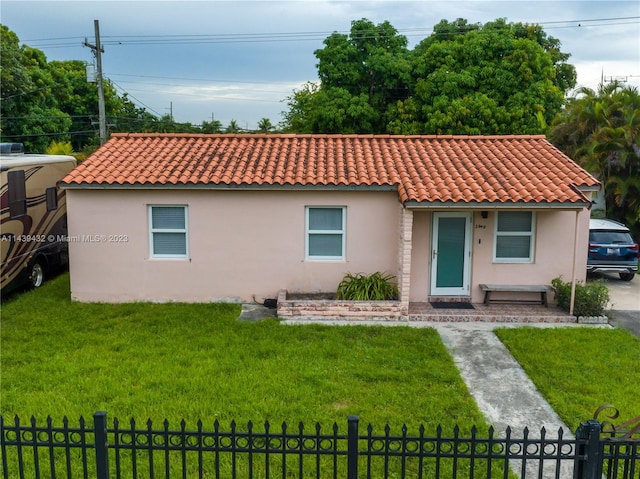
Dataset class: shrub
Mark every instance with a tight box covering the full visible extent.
[45,140,74,156]
[336,272,398,300]
[551,277,610,317]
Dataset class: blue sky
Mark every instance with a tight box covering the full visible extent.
[3,0,639,130]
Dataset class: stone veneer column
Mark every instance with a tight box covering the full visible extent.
[397,206,413,307]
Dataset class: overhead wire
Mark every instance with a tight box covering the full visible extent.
[21,16,640,48]
[0,130,96,138]
[110,80,164,117]
[9,14,639,130]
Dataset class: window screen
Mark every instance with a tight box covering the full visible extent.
[494,211,534,262]
[306,207,345,259]
[149,206,188,258]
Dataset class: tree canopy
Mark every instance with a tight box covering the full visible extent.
[0,25,280,153]
[0,25,165,153]
[282,18,576,135]
[1,25,72,152]
[549,82,640,236]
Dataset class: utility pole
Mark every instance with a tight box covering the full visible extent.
[84,20,107,145]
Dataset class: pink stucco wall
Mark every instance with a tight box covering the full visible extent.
[66,187,591,304]
[66,189,400,302]
[407,208,591,302]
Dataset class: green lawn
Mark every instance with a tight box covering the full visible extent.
[4,274,638,478]
[1,273,485,434]
[495,327,640,432]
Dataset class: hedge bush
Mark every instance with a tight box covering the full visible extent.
[551,277,610,317]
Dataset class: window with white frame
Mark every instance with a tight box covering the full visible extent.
[149,206,188,258]
[493,211,535,263]
[306,206,345,260]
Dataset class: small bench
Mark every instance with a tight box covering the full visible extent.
[479,284,553,307]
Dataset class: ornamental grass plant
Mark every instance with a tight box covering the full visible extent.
[336,272,398,300]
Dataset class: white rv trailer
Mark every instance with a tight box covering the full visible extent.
[1,145,77,294]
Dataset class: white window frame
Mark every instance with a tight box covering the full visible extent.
[305,206,346,261]
[493,211,535,263]
[148,205,189,259]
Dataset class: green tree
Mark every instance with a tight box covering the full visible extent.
[283,19,411,133]
[110,92,160,133]
[1,25,163,151]
[0,25,71,152]
[201,119,223,133]
[282,18,575,135]
[549,82,640,235]
[406,18,574,134]
[282,82,320,133]
[152,115,199,133]
[257,118,275,133]
[226,119,241,133]
[48,60,126,149]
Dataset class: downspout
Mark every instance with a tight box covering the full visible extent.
[569,210,580,315]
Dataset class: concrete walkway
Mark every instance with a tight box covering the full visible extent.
[434,322,573,434]
[434,322,576,478]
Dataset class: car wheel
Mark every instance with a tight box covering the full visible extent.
[29,260,45,288]
[619,272,635,281]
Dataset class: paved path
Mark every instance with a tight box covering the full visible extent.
[434,322,576,478]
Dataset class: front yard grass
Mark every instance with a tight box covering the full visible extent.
[1,273,485,434]
[495,327,640,431]
[5,275,638,478]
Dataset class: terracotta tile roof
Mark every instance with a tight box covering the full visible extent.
[61,133,599,205]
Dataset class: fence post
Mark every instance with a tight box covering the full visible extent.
[573,419,603,479]
[93,411,109,479]
[347,416,359,479]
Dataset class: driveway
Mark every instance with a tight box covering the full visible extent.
[587,272,640,337]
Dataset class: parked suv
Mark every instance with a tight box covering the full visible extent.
[588,218,638,281]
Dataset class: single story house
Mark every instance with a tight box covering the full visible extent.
[60,133,598,313]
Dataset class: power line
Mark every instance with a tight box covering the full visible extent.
[110,80,163,117]
[110,77,294,95]
[115,86,283,103]
[1,86,53,101]
[106,73,292,86]
[0,130,96,138]
[534,16,640,25]
[1,115,93,120]
[22,16,639,48]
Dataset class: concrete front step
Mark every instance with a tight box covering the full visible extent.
[409,302,576,323]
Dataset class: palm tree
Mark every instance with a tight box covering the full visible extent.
[225,119,241,133]
[549,81,640,236]
[257,118,275,133]
[201,119,222,133]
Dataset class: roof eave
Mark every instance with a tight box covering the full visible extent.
[403,201,592,210]
[59,182,399,192]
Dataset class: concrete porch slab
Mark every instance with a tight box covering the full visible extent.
[409,302,576,323]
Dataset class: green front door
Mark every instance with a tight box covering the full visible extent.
[431,212,472,296]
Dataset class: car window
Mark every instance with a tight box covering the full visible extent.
[589,231,633,244]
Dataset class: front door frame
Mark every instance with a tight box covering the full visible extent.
[430,212,472,296]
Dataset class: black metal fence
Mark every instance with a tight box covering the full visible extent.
[1,412,638,479]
